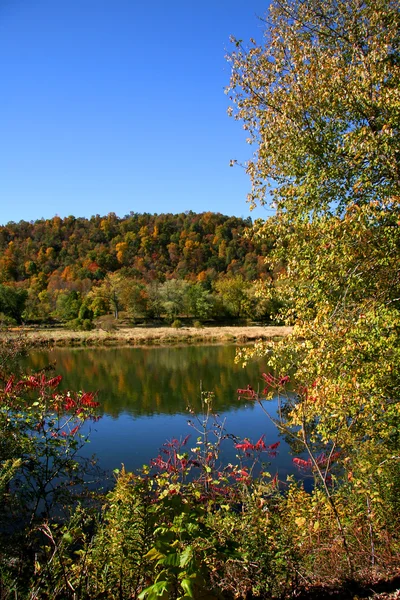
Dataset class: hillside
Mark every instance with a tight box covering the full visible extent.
[0,211,277,324]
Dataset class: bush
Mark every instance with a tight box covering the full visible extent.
[78,302,94,321]
[0,370,100,597]
[193,320,203,329]
[3,376,399,599]
[66,318,95,331]
[95,315,118,331]
[171,319,182,328]
[0,312,17,327]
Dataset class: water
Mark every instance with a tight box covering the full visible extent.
[25,345,295,479]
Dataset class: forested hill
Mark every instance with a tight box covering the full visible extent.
[0,211,270,284]
[0,211,276,324]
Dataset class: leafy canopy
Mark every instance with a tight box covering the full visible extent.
[230,0,400,553]
[227,0,400,219]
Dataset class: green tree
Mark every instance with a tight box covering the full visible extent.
[184,282,214,320]
[91,273,125,319]
[55,290,82,322]
[78,298,94,321]
[159,279,190,320]
[145,281,163,319]
[214,275,251,318]
[0,284,27,324]
[227,0,400,217]
[230,0,400,577]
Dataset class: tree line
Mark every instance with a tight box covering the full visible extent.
[0,211,280,325]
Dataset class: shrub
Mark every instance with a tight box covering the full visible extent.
[0,312,17,326]
[171,319,182,329]
[0,369,99,597]
[66,317,95,331]
[78,302,94,321]
[95,315,118,331]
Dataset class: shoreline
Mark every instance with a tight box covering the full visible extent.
[9,325,292,347]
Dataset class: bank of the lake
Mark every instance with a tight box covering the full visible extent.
[19,324,292,347]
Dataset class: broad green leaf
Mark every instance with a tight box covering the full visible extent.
[180,578,195,598]
[145,547,165,562]
[179,546,194,568]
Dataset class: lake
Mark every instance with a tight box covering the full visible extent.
[26,345,296,480]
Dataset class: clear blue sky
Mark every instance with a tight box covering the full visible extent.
[0,0,273,225]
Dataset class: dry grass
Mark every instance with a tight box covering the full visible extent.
[10,325,292,347]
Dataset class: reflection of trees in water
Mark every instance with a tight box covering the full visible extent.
[26,346,263,418]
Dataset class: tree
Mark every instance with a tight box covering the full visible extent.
[90,273,125,319]
[0,284,27,324]
[230,0,400,577]
[118,278,148,322]
[214,275,251,318]
[145,281,163,319]
[159,279,190,320]
[55,290,81,322]
[184,282,214,320]
[227,0,400,218]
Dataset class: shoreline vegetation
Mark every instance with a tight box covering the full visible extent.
[6,324,292,347]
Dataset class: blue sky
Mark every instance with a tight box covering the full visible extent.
[0,0,272,225]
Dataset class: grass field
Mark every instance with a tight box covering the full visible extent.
[13,324,292,347]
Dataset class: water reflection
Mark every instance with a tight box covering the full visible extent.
[27,346,264,417]
[25,346,295,477]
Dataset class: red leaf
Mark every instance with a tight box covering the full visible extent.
[293,457,310,470]
[267,441,280,450]
[4,376,14,393]
[46,375,62,388]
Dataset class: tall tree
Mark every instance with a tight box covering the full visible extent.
[90,273,125,319]
[227,0,400,218]
[230,0,400,575]
[214,275,250,318]
[0,285,27,324]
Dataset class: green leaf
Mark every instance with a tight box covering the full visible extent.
[163,552,180,567]
[62,533,73,544]
[179,546,194,568]
[145,547,165,562]
[138,581,170,600]
[180,578,194,598]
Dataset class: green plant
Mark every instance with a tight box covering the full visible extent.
[0,312,17,326]
[0,367,100,597]
[229,0,400,585]
[70,469,155,600]
[138,494,218,600]
[66,317,95,331]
